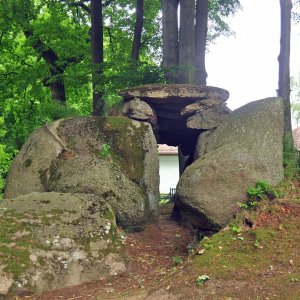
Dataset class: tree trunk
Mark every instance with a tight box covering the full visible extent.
[178,0,196,84]
[161,0,179,82]
[131,0,144,61]
[49,82,66,103]
[278,0,292,134]
[24,29,67,104]
[195,0,208,85]
[91,0,104,115]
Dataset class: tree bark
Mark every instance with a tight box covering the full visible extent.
[161,0,179,82]
[131,0,144,61]
[178,0,196,84]
[278,0,292,134]
[195,0,208,85]
[91,0,104,115]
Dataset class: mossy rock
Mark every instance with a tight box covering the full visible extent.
[0,192,128,297]
[176,97,285,231]
[47,157,146,227]
[4,116,159,228]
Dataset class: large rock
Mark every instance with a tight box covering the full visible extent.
[47,157,146,227]
[0,192,127,297]
[180,98,226,116]
[122,98,158,127]
[4,120,66,197]
[5,116,159,228]
[175,97,284,231]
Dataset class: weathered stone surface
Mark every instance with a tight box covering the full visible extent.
[122,98,157,126]
[181,98,225,116]
[0,267,13,296]
[47,157,146,227]
[175,97,284,231]
[186,105,231,130]
[4,120,66,198]
[119,84,229,149]
[0,192,127,296]
[120,84,229,102]
[4,116,159,228]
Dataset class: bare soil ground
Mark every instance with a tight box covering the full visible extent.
[14,181,300,300]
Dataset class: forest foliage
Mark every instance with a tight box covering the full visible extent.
[0,0,241,197]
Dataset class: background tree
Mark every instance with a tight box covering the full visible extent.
[195,0,209,85]
[278,0,299,179]
[91,0,104,115]
[162,0,241,84]
[278,0,293,134]
[131,0,144,61]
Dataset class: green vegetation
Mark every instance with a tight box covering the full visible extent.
[239,180,283,211]
[247,180,280,200]
[159,194,171,205]
[283,132,300,179]
[99,143,111,159]
[172,255,183,266]
[195,274,210,286]
[0,145,14,199]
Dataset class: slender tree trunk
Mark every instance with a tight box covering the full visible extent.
[161,0,179,82]
[278,0,292,134]
[91,0,104,115]
[131,0,144,61]
[195,0,208,85]
[178,0,196,84]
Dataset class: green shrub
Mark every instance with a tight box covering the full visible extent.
[239,180,283,211]
[0,145,15,199]
[247,180,279,200]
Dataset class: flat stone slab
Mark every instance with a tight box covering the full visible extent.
[119,84,229,103]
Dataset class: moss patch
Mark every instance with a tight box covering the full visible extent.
[0,213,33,278]
[98,117,147,185]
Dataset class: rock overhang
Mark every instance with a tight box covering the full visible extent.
[120,84,231,154]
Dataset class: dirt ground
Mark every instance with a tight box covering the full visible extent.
[14,182,300,300]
